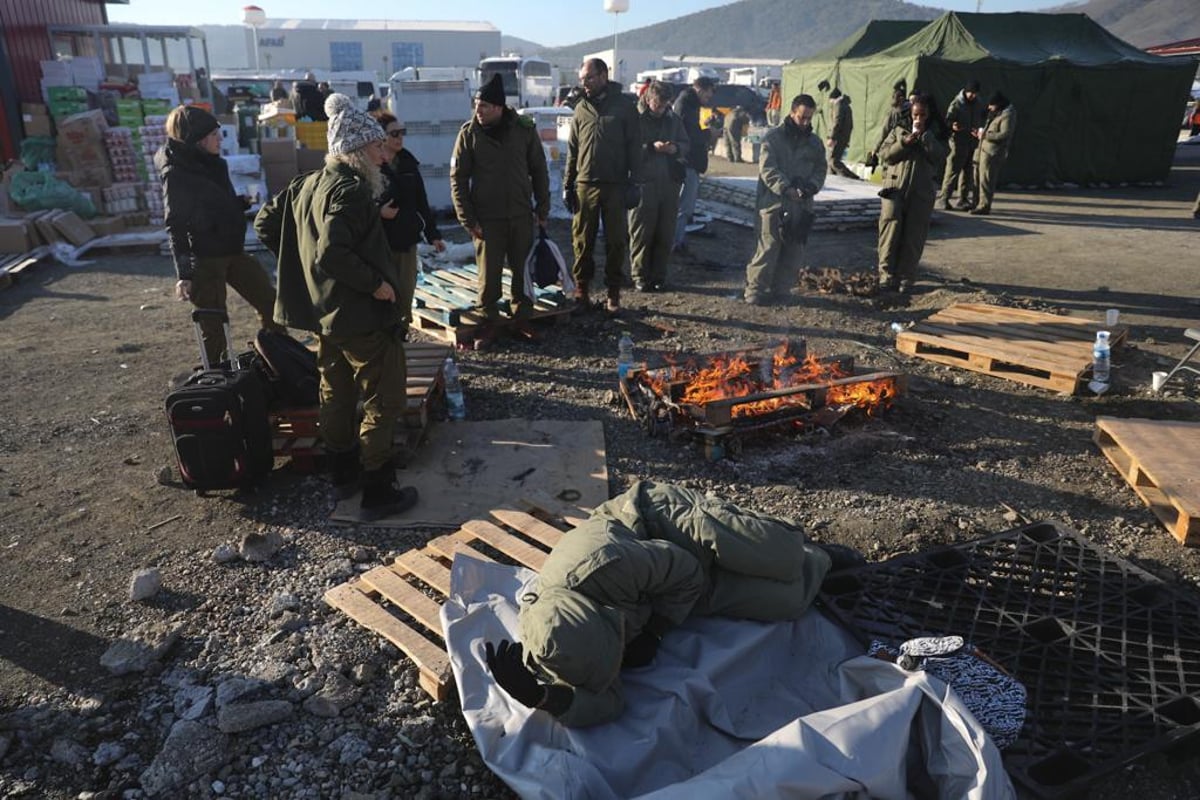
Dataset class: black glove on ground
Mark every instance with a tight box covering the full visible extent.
[563,186,579,215]
[485,639,542,708]
[622,630,661,669]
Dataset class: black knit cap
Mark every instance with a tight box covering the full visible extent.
[475,73,506,107]
[967,79,981,93]
[175,105,220,145]
[988,90,1009,109]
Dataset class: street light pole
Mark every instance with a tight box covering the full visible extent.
[243,5,266,72]
[604,0,629,86]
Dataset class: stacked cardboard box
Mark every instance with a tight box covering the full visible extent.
[48,86,89,119]
[259,138,298,195]
[21,103,52,138]
[56,110,113,188]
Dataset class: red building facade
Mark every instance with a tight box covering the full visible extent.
[0,0,111,161]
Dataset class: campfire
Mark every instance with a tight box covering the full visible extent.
[620,340,904,455]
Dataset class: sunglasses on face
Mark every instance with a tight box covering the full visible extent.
[387,128,406,138]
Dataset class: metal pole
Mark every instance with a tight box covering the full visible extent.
[612,14,620,86]
[252,27,260,71]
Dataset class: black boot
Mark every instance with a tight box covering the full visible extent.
[359,462,418,521]
[815,542,867,573]
[328,447,360,501]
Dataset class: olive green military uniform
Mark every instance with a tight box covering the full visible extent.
[254,163,405,471]
[974,104,1017,213]
[518,480,832,727]
[450,107,550,318]
[566,80,642,297]
[877,126,948,287]
[744,117,826,304]
[827,96,855,178]
[940,91,984,209]
[629,104,688,289]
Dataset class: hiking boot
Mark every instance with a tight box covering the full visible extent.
[968,206,991,216]
[328,447,361,501]
[605,287,621,315]
[573,283,592,314]
[898,279,914,295]
[815,542,867,572]
[359,463,418,521]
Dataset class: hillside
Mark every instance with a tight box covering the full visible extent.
[1050,0,1200,47]
[530,0,1199,70]
[538,0,940,67]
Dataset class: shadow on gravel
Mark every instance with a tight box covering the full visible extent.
[0,603,109,691]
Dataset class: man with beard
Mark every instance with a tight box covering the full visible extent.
[564,58,642,315]
[743,94,826,305]
[450,73,550,344]
[255,93,417,520]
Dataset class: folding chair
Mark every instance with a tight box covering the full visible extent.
[1157,328,1200,391]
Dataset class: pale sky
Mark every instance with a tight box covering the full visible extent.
[107,0,1065,48]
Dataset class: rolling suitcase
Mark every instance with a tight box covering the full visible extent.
[165,308,273,492]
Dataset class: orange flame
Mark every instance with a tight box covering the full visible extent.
[634,342,896,418]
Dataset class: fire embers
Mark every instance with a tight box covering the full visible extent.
[633,340,900,425]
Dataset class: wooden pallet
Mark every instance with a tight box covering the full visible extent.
[412,263,572,347]
[1094,417,1200,546]
[0,247,52,290]
[895,303,1128,394]
[269,341,451,471]
[324,504,575,699]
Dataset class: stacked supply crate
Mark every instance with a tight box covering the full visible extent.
[388,79,472,210]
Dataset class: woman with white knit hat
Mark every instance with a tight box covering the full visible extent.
[256,94,418,520]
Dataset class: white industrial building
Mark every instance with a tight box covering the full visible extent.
[163,19,501,79]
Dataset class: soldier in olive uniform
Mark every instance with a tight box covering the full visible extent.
[941,80,983,210]
[970,91,1017,215]
[564,58,642,315]
[743,94,826,305]
[450,74,551,339]
[825,89,857,179]
[629,81,689,292]
[877,95,948,294]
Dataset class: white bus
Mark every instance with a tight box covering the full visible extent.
[478,55,557,109]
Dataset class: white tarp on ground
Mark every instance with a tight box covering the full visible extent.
[442,556,1016,800]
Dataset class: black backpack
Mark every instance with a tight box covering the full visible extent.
[527,225,566,289]
[252,329,320,409]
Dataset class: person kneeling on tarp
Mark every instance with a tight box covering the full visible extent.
[485,480,860,727]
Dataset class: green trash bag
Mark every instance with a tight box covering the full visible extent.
[18,136,57,170]
[8,171,97,218]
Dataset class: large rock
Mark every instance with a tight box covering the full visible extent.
[216,700,294,734]
[239,530,283,562]
[128,568,162,601]
[139,720,230,797]
[100,620,182,675]
[302,672,360,718]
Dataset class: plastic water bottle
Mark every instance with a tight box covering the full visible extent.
[1092,331,1111,385]
[617,332,634,380]
[443,357,466,420]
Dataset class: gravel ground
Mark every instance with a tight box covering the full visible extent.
[1,153,1199,799]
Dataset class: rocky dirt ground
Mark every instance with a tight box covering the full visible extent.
[1,146,1199,800]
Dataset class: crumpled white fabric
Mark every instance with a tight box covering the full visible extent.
[442,555,1016,800]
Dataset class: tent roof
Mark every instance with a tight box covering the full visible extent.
[806,20,930,61]
[875,12,1172,66]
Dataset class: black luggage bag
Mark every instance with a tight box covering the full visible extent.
[165,309,274,492]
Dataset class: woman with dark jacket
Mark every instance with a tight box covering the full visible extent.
[376,112,445,333]
[157,105,280,365]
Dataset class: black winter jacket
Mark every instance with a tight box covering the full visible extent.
[380,149,443,252]
[156,141,249,280]
[672,87,709,174]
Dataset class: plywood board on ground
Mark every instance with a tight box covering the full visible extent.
[896,303,1127,394]
[1094,417,1200,545]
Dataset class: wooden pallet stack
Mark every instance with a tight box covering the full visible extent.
[895,303,1127,394]
[412,264,572,348]
[269,341,452,471]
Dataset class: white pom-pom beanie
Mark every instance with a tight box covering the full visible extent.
[324,93,385,156]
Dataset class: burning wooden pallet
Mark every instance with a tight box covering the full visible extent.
[412,264,572,348]
[620,340,904,459]
[1094,417,1200,545]
[895,303,1127,394]
[269,341,451,472]
[324,502,580,699]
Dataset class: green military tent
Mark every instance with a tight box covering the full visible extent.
[783,12,1197,185]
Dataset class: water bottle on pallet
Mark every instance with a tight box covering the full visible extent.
[1092,331,1111,384]
[618,332,634,381]
[443,357,466,420]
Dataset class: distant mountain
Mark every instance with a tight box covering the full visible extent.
[539,0,941,68]
[535,0,1200,71]
[499,35,545,57]
[1048,0,1200,47]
